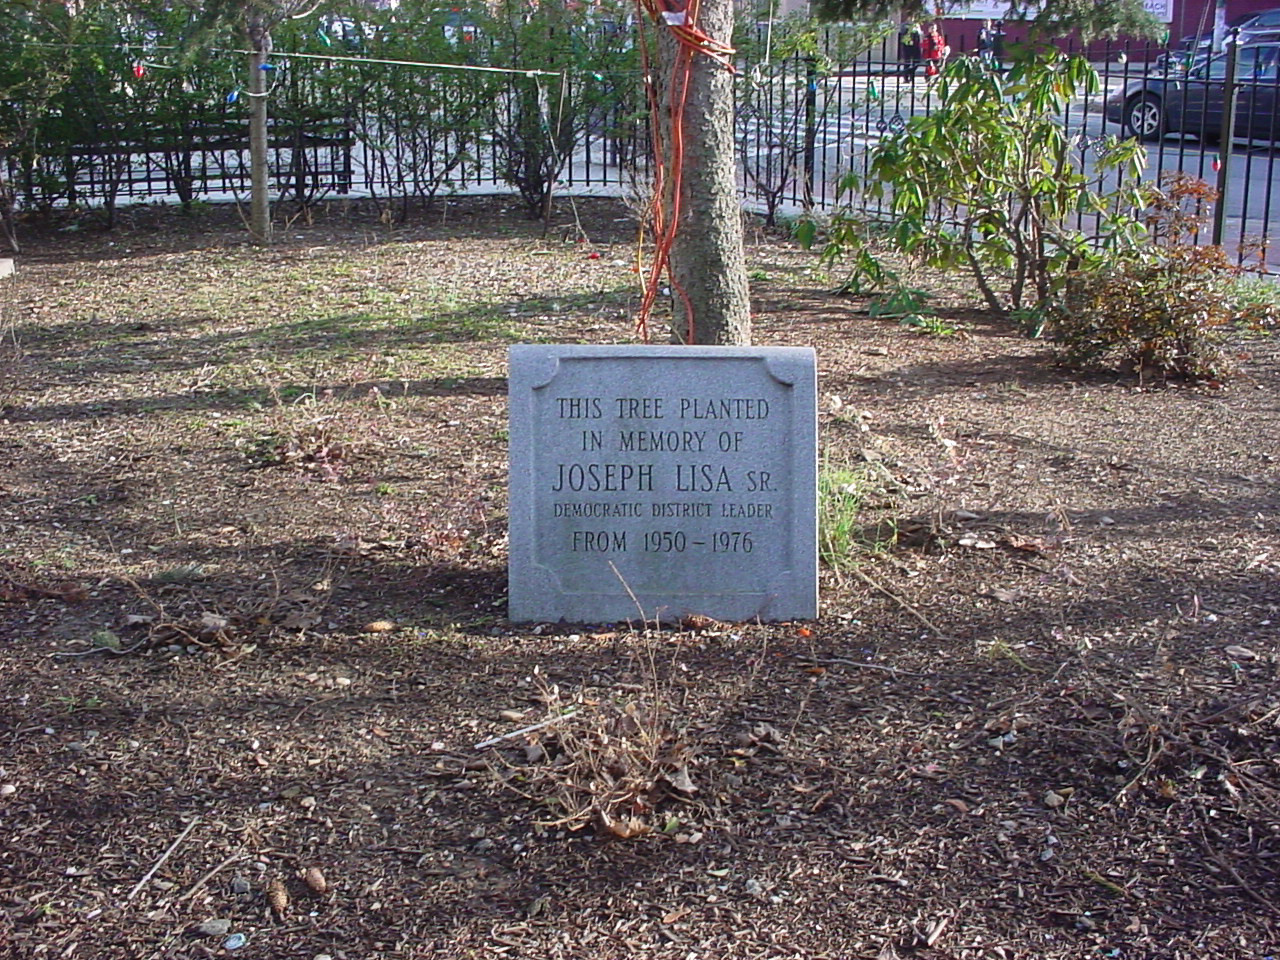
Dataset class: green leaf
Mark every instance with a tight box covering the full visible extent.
[793,219,818,249]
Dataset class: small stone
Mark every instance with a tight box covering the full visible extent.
[224,933,248,950]
[363,620,395,633]
[230,877,251,894]
[194,918,232,937]
[0,784,17,797]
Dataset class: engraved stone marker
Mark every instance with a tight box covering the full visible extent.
[508,345,817,623]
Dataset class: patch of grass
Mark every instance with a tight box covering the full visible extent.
[155,564,207,583]
[1228,274,1280,329]
[51,693,104,713]
[31,548,80,572]
[899,313,966,337]
[978,637,1041,673]
[0,297,21,394]
[819,460,899,569]
[490,663,696,840]
[234,385,392,478]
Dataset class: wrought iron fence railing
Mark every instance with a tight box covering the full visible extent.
[6,38,1279,269]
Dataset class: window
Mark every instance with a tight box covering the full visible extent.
[1251,46,1280,80]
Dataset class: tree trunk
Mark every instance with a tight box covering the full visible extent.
[247,10,272,245]
[655,0,750,345]
[0,166,18,254]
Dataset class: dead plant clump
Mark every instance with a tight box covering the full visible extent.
[237,385,395,479]
[489,668,703,840]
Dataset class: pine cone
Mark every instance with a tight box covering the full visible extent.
[302,866,329,896]
[265,878,289,916]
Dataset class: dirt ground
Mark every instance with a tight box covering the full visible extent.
[1,198,1277,960]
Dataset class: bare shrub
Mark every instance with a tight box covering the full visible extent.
[490,665,700,839]
[1047,175,1268,383]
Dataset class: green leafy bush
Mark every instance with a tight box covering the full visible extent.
[817,52,1149,319]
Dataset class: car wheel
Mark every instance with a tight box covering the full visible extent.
[1125,95,1164,140]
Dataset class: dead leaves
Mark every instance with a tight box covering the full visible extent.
[0,562,87,604]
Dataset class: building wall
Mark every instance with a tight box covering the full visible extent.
[923,0,1279,59]
[758,0,1280,60]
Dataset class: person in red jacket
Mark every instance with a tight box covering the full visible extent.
[921,23,948,78]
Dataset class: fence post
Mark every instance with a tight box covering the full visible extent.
[803,56,817,209]
[1212,28,1240,247]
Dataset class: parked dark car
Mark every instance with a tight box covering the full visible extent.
[1106,42,1280,141]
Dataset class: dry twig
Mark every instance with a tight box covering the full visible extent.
[125,817,202,903]
[854,568,956,641]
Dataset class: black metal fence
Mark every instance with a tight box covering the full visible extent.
[735,35,1280,269]
[8,36,1280,269]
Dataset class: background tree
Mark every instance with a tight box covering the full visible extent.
[484,0,638,224]
[0,0,115,251]
[347,0,500,223]
[193,0,339,244]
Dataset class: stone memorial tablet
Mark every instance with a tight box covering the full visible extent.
[508,345,817,623]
